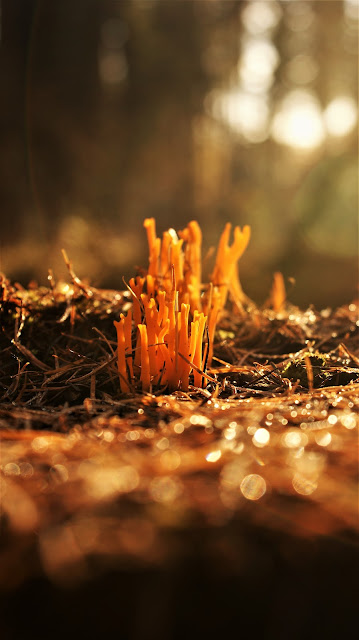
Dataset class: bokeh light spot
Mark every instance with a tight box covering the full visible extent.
[253,428,270,447]
[206,450,222,463]
[292,473,317,495]
[271,90,325,150]
[149,476,182,504]
[324,96,357,137]
[240,474,266,500]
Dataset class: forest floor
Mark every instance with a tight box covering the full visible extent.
[0,276,358,639]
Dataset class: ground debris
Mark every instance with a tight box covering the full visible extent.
[0,281,358,592]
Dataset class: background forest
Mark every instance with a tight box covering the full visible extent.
[0,0,358,308]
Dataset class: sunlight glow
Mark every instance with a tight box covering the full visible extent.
[239,38,279,93]
[241,1,282,35]
[323,96,358,137]
[344,0,359,21]
[212,89,269,142]
[271,90,325,150]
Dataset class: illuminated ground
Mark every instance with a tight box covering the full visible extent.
[0,280,358,639]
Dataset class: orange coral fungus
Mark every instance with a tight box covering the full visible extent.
[114,218,250,393]
[210,223,251,311]
[138,324,150,391]
[114,314,131,393]
[270,271,286,313]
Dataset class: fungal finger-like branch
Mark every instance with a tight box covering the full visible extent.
[210,224,251,311]
[270,271,286,313]
[114,218,251,394]
[138,324,151,392]
[143,218,160,278]
[114,317,130,393]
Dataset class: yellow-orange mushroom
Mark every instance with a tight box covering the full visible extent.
[138,324,151,392]
[270,271,286,313]
[115,218,251,394]
[114,317,130,393]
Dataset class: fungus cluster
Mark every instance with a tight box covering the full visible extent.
[115,218,250,393]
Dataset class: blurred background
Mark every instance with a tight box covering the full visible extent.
[0,0,357,309]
